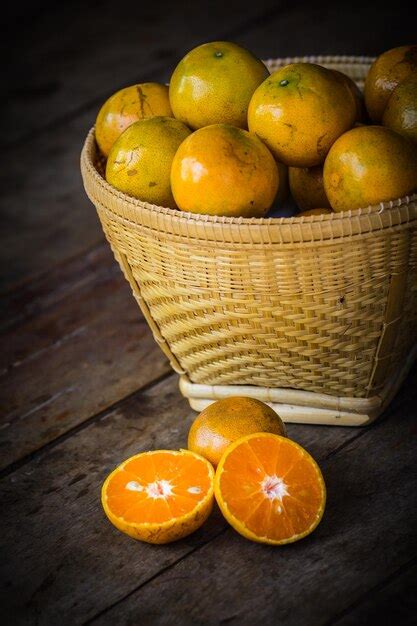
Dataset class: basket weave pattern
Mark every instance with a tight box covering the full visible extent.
[81,56,417,402]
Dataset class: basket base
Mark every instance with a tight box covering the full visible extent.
[179,345,417,426]
[186,397,371,426]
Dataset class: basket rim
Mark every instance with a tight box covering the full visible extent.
[81,53,417,243]
[263,54,376,66]
[82,127,417,226]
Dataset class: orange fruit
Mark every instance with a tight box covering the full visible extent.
[214,433,326,545]
[382,74,417,144]
[332,69,367,123]
[106,116,191,208]
[248,62,356,167]
[364,45,417,122]
[323,125,417,212]
[288,166,332,212]
[170,123,279,217]
[169,41,269,130]
[188,397,286,467]
[95,83,173,157]
[298,207,333,216]
[101,449,214,544]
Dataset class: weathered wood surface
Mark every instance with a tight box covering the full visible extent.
[0,376,373,623]
[0,376,214,624]
[334,562,417,626]
[0,109,103,292]
[86,375,417,625]
[2,1,417,624]
[1,372,415,625]
[0,244,170,472]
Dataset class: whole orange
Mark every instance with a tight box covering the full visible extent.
[188,397,286,467]
[170,124,279,217]
[364,45,417,122]
[95,83,172,157]
[323,125,417,212]
[332,69,367,123]
[289,166,332,212]
[383,74,417,144]
[169,41,269,130]
[248,63,356,167]
[106,117,191,208]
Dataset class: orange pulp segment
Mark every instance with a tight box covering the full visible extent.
[102,449,214,544]
[215,433,326,545]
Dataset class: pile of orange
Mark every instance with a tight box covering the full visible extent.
[102,397,326,546]
[96,42,417,217]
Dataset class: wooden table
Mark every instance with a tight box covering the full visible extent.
[2,2,416,624]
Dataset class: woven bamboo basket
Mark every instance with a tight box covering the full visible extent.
[81,55,417,426]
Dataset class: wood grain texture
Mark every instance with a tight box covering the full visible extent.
[0,376,218,624]
[331,561,417,626]
[0,109,103,292]
[2,3,416,624]
[3,372,414,625]
[0,244,170,471]
[87,372,417,626]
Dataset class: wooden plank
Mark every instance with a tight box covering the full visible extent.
[332,561,417,626]
[0,373,371,625]
[1,243,109,356]
[85,371,417,626]
[5,0,280,146]
[0,109,104,293]
[0,244,170,471]
[0,376,219,624]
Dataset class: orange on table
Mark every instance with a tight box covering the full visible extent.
[364,45,417,122]
[383,74,417,144]
[101,449,214,544]
[170,123,279,217]
[289,165,332,212]
[248,62,356,167]
[106,116,191,208]
[95,83,172,157]
[188,397,286,467]
[323,125,417,212]
[169,41,269,130]
[214,433,326,545]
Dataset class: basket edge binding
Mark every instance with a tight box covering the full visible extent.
[81,129,417,248]
[180,338,417,426]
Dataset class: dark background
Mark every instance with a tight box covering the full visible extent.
[1,0,417,292]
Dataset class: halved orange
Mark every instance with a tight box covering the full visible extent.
[102,449,214,544]
[214,433,326,545]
